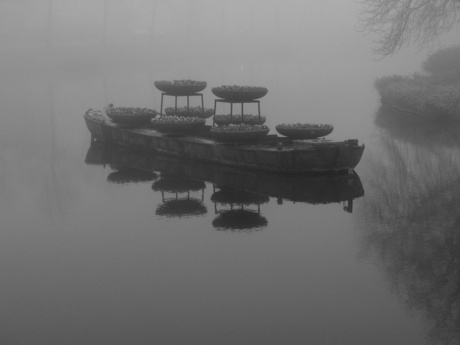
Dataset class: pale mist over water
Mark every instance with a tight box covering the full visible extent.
[0,1,459,344]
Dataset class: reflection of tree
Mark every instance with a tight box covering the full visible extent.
[357,109,460,344]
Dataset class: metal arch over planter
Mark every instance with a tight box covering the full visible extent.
[213,99,262,125]
[160,92,205,116]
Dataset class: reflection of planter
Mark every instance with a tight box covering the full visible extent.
[156,199,207,218]
[211,87,268,102]
[165,107,214,119]
[214,114,266,126]
[106,112,155,125]
[212,209,267,231]
[107,168,158,184]
[275,125,334,139]
[211,189,269,205]
[152,176,206,193]
[210,126,270,141]
[154,81,207,96]
[151,117,206,133]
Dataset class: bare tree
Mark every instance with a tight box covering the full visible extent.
[358,0,460,56]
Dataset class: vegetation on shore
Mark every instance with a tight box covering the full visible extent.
[375,45,460,119]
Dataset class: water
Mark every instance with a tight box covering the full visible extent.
[1,2,460,344]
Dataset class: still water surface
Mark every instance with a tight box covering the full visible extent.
[0,45,459,345]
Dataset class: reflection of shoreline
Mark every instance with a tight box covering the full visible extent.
[375,104,460,148]
[85,142,364,207]
[358,106,460,344]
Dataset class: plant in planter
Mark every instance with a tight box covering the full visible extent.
[104,104,157,124]
[275,123,334,139]
[165,106,214,119]
[151,115,206,133]
[212,85,268,102]
[154,79,207,95]
[214,114,267,126]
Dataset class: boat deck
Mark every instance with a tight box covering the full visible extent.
[86,109,342,152]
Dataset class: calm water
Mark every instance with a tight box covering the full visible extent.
[1,14,460,345]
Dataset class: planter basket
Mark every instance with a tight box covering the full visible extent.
[275,125,333,139]
[210,127,269,141]
[165,107,214,119]
[154,81,207,96]
[214,114,266,126]
[211,88,268,102]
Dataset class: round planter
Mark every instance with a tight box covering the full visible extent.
[214,114,266,126]
[211,87,268,102]
[154,81,207,96]
[210,126,269,141]
[165,107,214,119]
[151,118,206,133]
[275,125,334,139]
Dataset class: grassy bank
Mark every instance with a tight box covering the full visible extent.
[375,45,460,119]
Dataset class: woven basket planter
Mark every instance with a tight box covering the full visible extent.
[211,87,268,102]
[154,81,207,96]
[165,107,214,119]
[214,114,266,126]
[275,125,334,139]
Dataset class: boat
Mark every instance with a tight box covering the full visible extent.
[84,142,364,209]
[84,109,364,174]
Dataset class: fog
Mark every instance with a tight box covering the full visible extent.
[1,1,460,345]
[1,0,455,73]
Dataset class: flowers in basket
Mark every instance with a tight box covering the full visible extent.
[156,79,206,86]
[276,123,333,129]
[151,115,206,133]
[154,80,207,95]
[211,124,269,132]
[165,106,214,118]
[211,85,268,101]
[214,114,266,125]
[275,123,334,139]
[104,104,157,124]
[105,104,156,115]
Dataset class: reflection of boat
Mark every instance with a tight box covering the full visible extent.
[210,187,270,231]
[85,143,364,209]
[152,176,205,193]
[156,199,207,218]
[212,209,268,231]
[152,174,207,218]
[107,168,158,184]
[211,188,269,206]
[84,109,364,174]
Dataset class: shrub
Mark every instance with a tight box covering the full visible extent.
[375,75,460,118]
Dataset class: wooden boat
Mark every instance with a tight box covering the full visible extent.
[84,109,364,174]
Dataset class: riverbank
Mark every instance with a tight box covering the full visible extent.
[374,45,460,120]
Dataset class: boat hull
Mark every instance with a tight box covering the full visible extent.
[84,110,364,174]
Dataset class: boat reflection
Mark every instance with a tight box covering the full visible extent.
[211,187,270,232]
[152,175,207,218]
[85,142,364,228]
